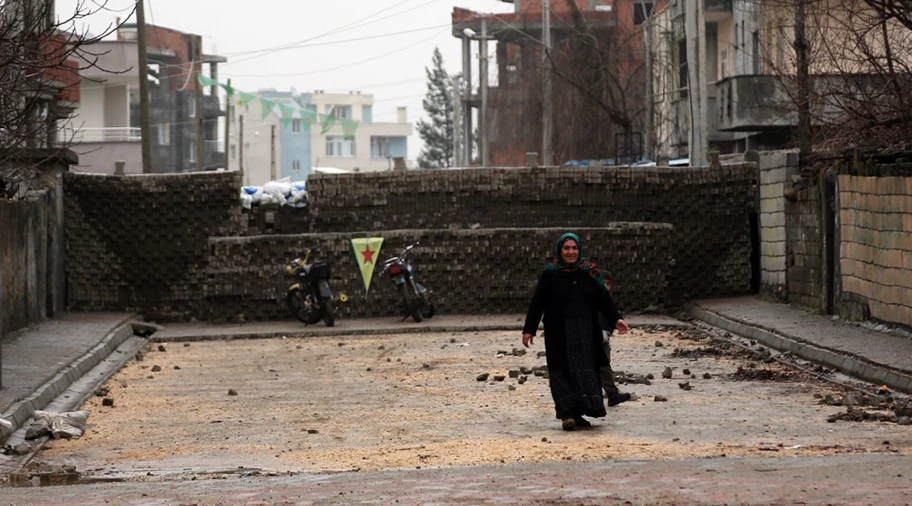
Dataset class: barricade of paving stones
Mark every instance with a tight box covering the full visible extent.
[203,226,672,321]
[306,164,759,303]
[64,171,245,320]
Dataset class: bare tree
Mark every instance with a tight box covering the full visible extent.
[0,0,128,199]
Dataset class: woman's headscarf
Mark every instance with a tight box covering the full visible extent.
[544,232,609,294]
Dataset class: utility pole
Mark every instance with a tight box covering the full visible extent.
[685,0,708,165]
[480,16,489,167]
[194,35,204,171]
[224,78,231,171]
[452,76,463,167]
[542,0,553,167]
[270,124,277,181]
[462,32,473,165]
[136,0,152,173]
[239,114,245,183]
[644,14,654,160]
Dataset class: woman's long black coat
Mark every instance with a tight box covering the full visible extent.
[522,269,623,372]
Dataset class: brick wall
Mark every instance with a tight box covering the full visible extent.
[839,174,912,327]
[785,172,825,311]
[64,171,245,319]
[204,226,673,322]
[307,164,759,305]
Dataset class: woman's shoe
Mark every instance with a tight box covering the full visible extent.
[573,416,592,428]
[607,392,631,407]
[561,418,576,431]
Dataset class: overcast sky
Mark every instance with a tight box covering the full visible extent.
[56,0,514,160]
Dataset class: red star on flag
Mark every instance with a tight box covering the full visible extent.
[361,245,376,264]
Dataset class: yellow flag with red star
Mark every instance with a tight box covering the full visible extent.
[351,237,384,294]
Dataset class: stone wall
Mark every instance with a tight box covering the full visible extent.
[307,164,760,305]
[204,226,673,322]
[0,193,48,336]
[755,150,796,297]
[785,170,826,311]
[839,171,912,327]
[64,170,245,319]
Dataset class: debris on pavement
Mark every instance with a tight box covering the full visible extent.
[25,411,90,440]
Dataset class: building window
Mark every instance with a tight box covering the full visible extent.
[189,140,196,163]
[634,2,653,25]
[292,119,302,133]
[327,105,352,119]
[326,135,356,157]
[292,160,302,171]
[188,96,196,118]
[157,123,171,145]
[371,136,391,158]
[720,49,727,79]
[677,38,688,99]
[752,30,761,74]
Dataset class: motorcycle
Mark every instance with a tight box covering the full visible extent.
[285,245,347,327]
[380,242,435,322]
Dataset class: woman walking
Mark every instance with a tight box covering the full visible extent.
[522,233,629,431]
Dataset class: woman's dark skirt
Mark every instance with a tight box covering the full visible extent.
[547,316,607,420]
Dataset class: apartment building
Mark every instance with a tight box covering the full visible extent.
[227,90,412,186]
[63,24,225,174]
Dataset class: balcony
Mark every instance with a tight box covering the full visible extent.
[60,127,141,144]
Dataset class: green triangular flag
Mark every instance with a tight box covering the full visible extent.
[219,83,235,97]
[260,98,277,120]
[300,109,318,126]
[238,91,256,108]
[319,114,337,135]
[197,74,217,87]
[278,103,296,128]
[341,118,359,140]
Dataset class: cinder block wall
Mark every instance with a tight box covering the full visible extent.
[205,226,673,322]
[757,150,796,295]
[839,173,912,327]
[307,164,759,305]
[64,171,246,318]
[785,172,825,311]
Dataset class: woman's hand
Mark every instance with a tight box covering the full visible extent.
[615,319,629,335]
[522,333,534,348]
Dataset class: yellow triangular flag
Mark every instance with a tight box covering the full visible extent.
[351,237,384,294]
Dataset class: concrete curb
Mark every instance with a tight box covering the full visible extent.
[150,320,692,343]
[1,321,137,435]
[689,304,912,395]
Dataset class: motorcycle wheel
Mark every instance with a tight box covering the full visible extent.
[286,288,321,324]
[320,297,335,327]
[398,283,423,323]
[424,301,436,319]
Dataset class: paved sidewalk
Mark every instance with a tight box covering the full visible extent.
[691,297,912,393]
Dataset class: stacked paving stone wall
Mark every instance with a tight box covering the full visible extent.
[242,204,312,236]
[837,160,912,327]
[307,164,759,305]
[64,171,245,320]
[754,150,797,299]
[204,226,673,321]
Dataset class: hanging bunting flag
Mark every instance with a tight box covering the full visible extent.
[197,74,217,87]
[341,118,359,140]
[219,83,235,97]
[351,237,384,294]
[238,91,256,108]
[320,114,337,135]
[278,103,297,128]
[300,109,318,127]
[260,98,277,120]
